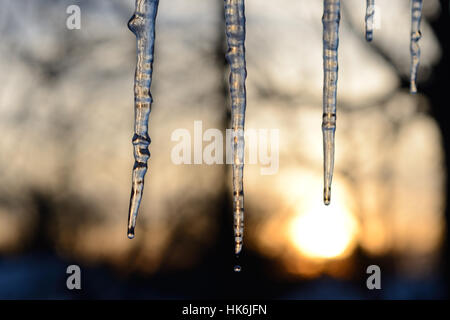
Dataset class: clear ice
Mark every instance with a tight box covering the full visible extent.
[410,0,423,94]
[127,0,159,239]
[365,0,375,42]
[224,0,247,254]
[322,0,340,206]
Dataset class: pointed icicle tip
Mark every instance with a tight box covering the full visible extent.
[127,226,135,239]
[410,83,418,94]
[235,243,242,255]
[324,187,331,206]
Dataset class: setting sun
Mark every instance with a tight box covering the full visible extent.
[289,199,358,259]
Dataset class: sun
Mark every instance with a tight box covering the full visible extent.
[289,198,358,259]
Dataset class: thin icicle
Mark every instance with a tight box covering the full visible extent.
[224,0,247,255]
[127,0,159,239]
[322,0,340,206]
[410,0,423,94]
[365,0,375,41]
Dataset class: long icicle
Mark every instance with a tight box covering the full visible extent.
[224,0,247,255]
[322,0,340,205]
[127,0,159,239]
[365,0,375,42]
[410,0,423,94]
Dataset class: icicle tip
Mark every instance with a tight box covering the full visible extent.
[127,226,135,239]
[235,243,242,255]
[324,187,331,206]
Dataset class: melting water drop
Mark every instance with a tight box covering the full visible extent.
[365,0,375,42]
[410,0,423,94]
[127,0,160,239]
[322,0,340,206]
[224,0,247,255]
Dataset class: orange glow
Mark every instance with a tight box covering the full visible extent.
[289,195,358,260]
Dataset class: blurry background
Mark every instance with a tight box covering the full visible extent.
[0,0,448,299]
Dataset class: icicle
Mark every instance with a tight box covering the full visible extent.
[410,0,423,94]
[322,0,340,206]
[224,0,247,255]
[127,0,159,239]
[365,0,375,41]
